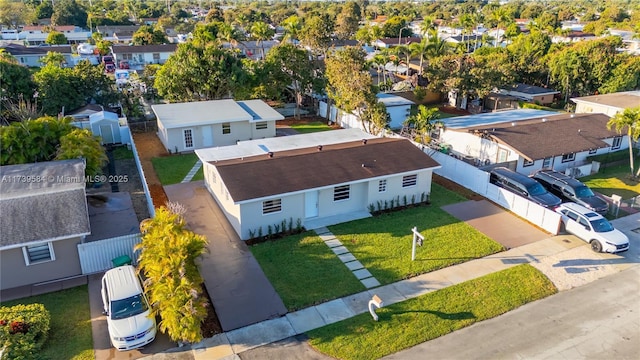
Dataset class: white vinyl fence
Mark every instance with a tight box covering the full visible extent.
[128,127,155,218]
[318,101,366,131]
[78,233,142,274]
[422,145,562,234]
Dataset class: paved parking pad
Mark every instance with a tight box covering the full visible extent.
[442,200,550,249]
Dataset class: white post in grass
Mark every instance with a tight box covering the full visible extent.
[411,226,424,261]
[369,295,383,321]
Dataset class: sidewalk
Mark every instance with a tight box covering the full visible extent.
[143,208,640,360]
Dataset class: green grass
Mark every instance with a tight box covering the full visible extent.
[151,153,203,185]
[290,121,333,134]
[328,184,504,284]
[112,146,134,160]
[1,286,94,360]
[307,264,557,360]
[581,164,640,198]
[250,233,366,311]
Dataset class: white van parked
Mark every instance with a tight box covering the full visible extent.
[101,265,156,351]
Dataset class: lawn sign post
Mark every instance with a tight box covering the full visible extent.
[612,194,622,218]
[411,226,424,261]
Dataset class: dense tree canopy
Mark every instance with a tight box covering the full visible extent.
[132,25,168,45]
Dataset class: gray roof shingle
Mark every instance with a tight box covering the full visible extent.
[0,159,90,248]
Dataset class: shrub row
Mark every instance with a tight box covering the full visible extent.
[0,303,50,360]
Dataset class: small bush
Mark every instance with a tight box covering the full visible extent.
[0,303,50,360]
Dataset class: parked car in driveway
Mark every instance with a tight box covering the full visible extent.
[489,167,562,208]
[532,169,609,214]
[105,63,116,73]
[101,265,156,351]
[556,202,629,253]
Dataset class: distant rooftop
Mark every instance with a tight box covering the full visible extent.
[571,91,640,110]
[442,109,558,130]
[376,93,415,107]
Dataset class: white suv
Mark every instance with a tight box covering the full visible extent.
[101,265,156,351]
[556,202,629,253]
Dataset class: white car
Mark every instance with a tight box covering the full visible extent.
[101,265,156,351]
[556,202,629,253]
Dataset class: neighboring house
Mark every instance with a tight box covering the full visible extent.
[195,129,441,240]
[572,91,640,116]
[438,112,626,175]
[374,37,422,48]
[0,159,90,291]
[376,93,415,129]
[1,43,73,67]
[498,83,560,105]
[111,44,177,68]
[96,25,140,44]
[19,25,90,45]
[153,99,284,152]
[551,31,596,43]
[222,40,278,60]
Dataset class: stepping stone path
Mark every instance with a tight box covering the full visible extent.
[181,160,202,183]
[315,227,381,288]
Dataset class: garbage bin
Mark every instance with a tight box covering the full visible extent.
[112,255,132,268]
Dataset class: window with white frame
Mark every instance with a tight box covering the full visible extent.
[222,123,231,134]
[23,243,55,265]
[122,53,133,60]
[543,157,552,168]
[152,53,160,62]
[561,153,575,162]
[378,179,387,192]
[523,159,534,167]
[497,148,509,163]
[255,122,268,130]
[334,185,350,201]
[183,129,194,148]
[402,174,417,187]
[612,136,622,150]
[262,199,282,214]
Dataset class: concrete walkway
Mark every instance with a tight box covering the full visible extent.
[181,160,202,183]
[164,182,287,331]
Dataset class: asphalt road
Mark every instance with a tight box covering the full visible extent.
[382,265,640,360]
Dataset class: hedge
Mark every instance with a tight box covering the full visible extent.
[0,303,50,360]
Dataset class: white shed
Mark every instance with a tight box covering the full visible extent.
[376,93,415,129]
[89,111,122,144]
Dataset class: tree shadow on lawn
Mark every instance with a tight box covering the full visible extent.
[391,309,476,321]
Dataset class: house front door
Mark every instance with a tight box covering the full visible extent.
[305,191,319,218]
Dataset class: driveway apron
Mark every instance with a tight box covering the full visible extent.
[164,181,287,331]
[442,200,550,249]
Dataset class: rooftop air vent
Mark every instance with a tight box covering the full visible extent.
[362,139,368,144]
[318,145,323,151]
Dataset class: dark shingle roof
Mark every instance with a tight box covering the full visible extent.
[213,138,440,202]
[509,83,559,95]
[0,159,90,247]
[1,44,72,56]
[465,113,616,161]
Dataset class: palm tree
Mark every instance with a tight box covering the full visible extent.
[250,21,275,60]
[218,23,243,50]
[459,13,474,52]
[607,106,640,177]
[490,7,511,47]
[420,16,435,41]
[409,39,430,75]
[404,105,445,144]
[371,53,389,87]
[281,15,301,43]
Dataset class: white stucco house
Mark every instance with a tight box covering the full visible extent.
[572,91,640,116]
[376,93,415,129]
[195,129,441,240]
[438,111,627,176]
[111,44,177,68]
[153,99,284,153]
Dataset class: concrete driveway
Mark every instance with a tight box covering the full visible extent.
[164,181,287,331]
[442,200,551,249]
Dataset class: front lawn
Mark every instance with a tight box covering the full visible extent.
[307,264,557,360]
[328,184,504,284]
[1,286,94,360]
[581,164,640,199]
[290,121,333,134]
[251,233,365,311]
[151,153,204,185]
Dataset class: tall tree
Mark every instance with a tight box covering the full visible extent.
[335,1,361,40]
[132,25,168,45]
[154,42,247,102]
[33,64,83,115]
[265,44,322,118]
[51,0,87,27]
[359,100,390,135]
[45,31,67,45]
[280,15,301,43]
[250,21,275,60]
[299,14,334,58]
[607,107,640,177]
[0,51,36,114]
[136,204,208,345]
[55,128,108,177]
[0,0,29,30]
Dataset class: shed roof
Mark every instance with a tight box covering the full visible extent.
[507,83,559,95]
[376,93,415,107]
[212,137,440,203]
[0,159,90,248]
[111,43,177,53]
[153,99,283,129]
[463,113,616,161]
[571,91,640,110]
[442,109,557,129]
